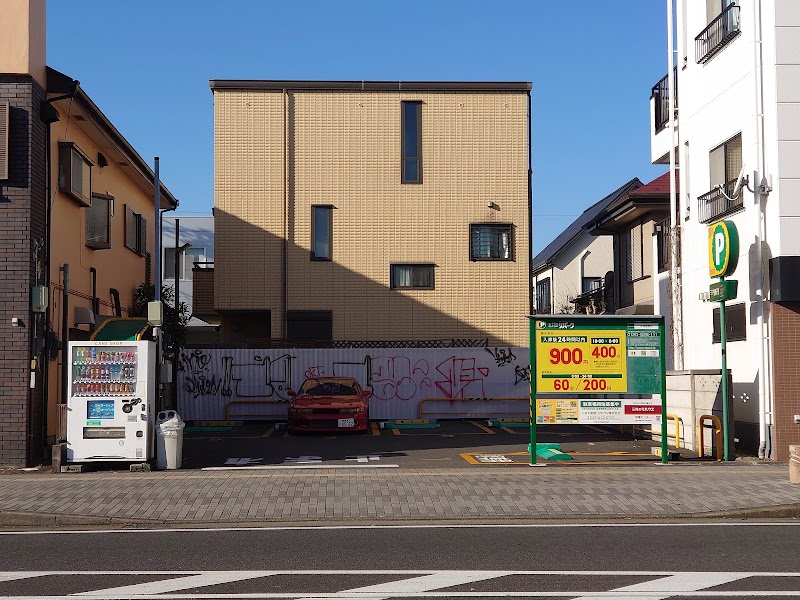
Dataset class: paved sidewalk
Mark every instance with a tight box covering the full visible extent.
[0,462,798,526]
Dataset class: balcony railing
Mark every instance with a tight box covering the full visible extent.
[696,4,741,64]
[651,68,677,132]
[698,179,744,223]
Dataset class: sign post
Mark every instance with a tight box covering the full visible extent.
[528,315,668,465]
[708,220,739,461]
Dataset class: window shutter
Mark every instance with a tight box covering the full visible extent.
[0,101,8,180]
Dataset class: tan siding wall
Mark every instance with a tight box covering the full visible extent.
[214,89,530,346]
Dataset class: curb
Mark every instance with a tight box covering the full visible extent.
[1,504,798,529]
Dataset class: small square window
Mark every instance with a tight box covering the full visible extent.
[391,264,434,290]
[58,142,93,206]
[86,193,112,250]
[470,224,513,260]
[712,302,746,343]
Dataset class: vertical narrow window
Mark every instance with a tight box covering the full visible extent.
[311,205,332,260]
[86,193,112,249]
[626,222,644,282]
[401,101,422,183]
[536,278,551,314]
[125,205,147,256]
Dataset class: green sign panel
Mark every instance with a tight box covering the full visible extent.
[709,279,738,302]
[708,220,739,277]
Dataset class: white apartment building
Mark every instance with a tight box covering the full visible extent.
[652,0,800,460]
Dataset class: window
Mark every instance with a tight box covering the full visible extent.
[535,278,551,314]
[582,277,602,294]
[470,224,513,261]
[311,205,332,260]
[124,205,147,256]
[165,246,205,280]
[86,193,112,250]
[699,134,743,223]
[656,217,671,273]
[390,264,434,290]
[287,310,332,341]
[712,302,746,343]
[58,142,93,206]
[401,101,422,183]
[0,100,8,180]
[625,222,645,282]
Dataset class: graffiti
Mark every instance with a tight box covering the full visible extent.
[435,356,488,398]
[486,347,517,367]
[369,356,432,401]
[177,347,528,420]
[304,365,326,379]
[514,364,531,385]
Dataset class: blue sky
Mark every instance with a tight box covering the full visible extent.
[47,0,670,255]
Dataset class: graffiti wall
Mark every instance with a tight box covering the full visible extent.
[177,347,531,421]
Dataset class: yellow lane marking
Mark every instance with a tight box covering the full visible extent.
[370,422,381,436]
[392,428,402,436]
[501,427,519,434]
[469,421,496,434]
[262,426,275,438]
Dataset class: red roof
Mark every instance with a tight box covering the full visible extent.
[629,170,679,196]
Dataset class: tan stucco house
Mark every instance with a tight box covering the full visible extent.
[204,80,532,347]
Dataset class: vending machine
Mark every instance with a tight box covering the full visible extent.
[66,340,156,463]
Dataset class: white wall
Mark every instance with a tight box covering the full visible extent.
[670,1,796,434]
[533,231,613,314]
[162,215,214,325]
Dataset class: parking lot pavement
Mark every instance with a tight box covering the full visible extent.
[183,421,683,470]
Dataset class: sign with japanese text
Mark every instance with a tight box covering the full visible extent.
[533,320,662,395]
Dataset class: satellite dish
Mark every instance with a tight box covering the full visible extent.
[732,164,748,198]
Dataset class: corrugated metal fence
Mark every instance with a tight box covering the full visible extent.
[177,347,530,421]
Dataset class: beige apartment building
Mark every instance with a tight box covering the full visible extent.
[205,80,532,347]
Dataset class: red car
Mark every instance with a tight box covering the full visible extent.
[287,377,371,433]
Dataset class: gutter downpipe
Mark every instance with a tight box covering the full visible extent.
[528,90,534,316]
[282,89,288,339]
[89,267,97,334]
[753,0,770,459]
[59,265,69,407]
[667,0,684,370]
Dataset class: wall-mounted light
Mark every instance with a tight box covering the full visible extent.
[487,201,496,209]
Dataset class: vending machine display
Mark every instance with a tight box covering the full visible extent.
[66,341,156,463]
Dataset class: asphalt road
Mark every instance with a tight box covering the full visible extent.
[0,523,798,597]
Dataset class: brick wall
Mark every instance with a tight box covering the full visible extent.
[0,76,46,466]
[771,301,800,462]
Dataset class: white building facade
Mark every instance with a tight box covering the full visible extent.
[653,0,800,460]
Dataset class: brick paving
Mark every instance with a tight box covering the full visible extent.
[0,463,798,524]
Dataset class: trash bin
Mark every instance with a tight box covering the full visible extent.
[156,410,185,470]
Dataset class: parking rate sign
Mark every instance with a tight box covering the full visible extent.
[534,320,663,395]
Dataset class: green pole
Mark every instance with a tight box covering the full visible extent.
[719,276,732,461]
[658,317,669,464]
[529,318,537,465]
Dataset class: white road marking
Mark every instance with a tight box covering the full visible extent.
[201,464,400,471]
[345,455,381,462]
[74,571,277,597]
[223,457,263,466]
[571,572,751,600]
[284,456,323,464]
[297,571,512,600]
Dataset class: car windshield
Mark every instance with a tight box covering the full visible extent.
[300,380,357,396]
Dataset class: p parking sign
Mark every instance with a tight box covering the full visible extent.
[708,220,739,277]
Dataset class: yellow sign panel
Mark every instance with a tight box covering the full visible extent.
[535,329,627,393]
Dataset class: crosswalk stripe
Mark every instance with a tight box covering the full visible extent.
[74,571,278,597]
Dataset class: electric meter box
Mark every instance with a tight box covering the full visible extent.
[66,340,156,463]
[31,285,48,313]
